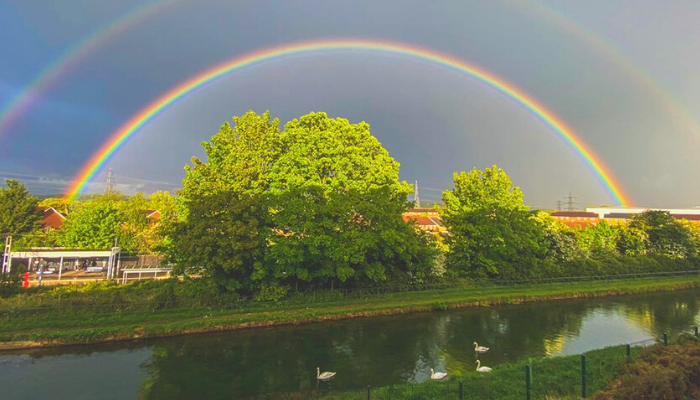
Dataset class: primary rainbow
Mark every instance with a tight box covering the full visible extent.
[65,39,630,205]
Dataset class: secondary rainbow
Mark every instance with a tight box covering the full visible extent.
[0,0,181,137]
[516,1,700,145]
[65,39,630,205]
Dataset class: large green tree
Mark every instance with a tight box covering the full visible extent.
[169,111,279,291]
[170,111,434,293]
[0,180,41,238]
[440,166,546,279]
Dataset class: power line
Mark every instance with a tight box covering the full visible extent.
[565,192,577,211]
[420,187,447,193]
[104,168,114,194]
[113,174,180,187]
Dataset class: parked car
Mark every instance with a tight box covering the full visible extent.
[40,266,56,274]
[86,265,104,273]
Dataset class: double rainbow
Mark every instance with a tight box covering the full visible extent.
[65,39,630,205]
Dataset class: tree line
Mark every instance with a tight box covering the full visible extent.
[1,111,698,299]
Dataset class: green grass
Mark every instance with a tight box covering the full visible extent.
[258,344,641,400]
[2,275,700,348]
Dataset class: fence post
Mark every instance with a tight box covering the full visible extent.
[663,333,668,346]
[367,385,371,400]
[459,380,464,400]
[581,354,587,398]
[525,365,531,400]
[695,326,699,338]
[626,344,631,360]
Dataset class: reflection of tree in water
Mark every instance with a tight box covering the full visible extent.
[137,316,448,399]
[136,292,700,399]
[137,303,592,399]
[439,300,590,375]
[621,290,700,338]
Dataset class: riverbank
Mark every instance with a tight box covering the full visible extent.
[316,343,641,400]
[2,275,700,350]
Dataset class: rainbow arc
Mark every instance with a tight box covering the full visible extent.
[65,39,630,206]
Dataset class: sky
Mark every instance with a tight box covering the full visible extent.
[1,0,700,208]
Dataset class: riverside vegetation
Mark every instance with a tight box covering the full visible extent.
[295,336,700,400]
[2,111,700,347]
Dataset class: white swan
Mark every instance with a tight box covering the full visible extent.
[317,367,336,381]
[473,342,489,353]
[430,368,447,380]
[475,360,492,373]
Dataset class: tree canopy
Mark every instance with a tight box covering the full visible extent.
[170,111,435,294]
[0,180,41,238]
[440,166,546,279]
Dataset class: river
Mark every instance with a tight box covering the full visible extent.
[1,289,699,399]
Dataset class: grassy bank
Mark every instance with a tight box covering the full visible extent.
[2,275,700,349]
[266,338,700,400]
[256,344,643,400]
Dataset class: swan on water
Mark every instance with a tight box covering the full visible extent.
[430,368,447,380]
[473,342,489,353]
[316,367,336,381]
[475,360,492,373]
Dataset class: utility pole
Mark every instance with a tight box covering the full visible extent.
[2,235,12,274]
[414,180,420,208]
[565,192,577,211]
[104,167,114,194]
[555,200,564,211]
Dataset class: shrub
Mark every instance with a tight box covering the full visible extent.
[591,341,700,400]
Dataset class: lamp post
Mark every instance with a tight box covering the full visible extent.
[37,260,44,286]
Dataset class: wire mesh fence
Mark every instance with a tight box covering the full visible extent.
[242,330,700,400]
[2,269,699,317]
[243,381,463,400]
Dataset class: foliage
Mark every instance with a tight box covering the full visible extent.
[171,111,435,293]
[57,200,125,249]
[441,165,546,280]
[577,221,618,255]
[592,342,700,400]
[38,197,69,215]
[629,210,697,258]
[614,224,648,256]
[169,191,266,292]
[532,211,580,263]
[0,179,41,238]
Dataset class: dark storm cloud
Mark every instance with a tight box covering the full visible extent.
[1,0,699,207]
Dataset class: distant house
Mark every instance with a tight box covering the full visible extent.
[586,207,700,224]
[550,211,600,229]
[403,208,446,233]
[38,207,66,230]
[145,210,161,220]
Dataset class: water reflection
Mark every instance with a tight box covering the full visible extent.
[1,289,699,400]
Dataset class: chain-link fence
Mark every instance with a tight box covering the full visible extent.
[244,331,699,400]
[2,269,699,318]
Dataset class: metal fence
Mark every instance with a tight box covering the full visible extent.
[246,330,698,400]
[2,269,699,316]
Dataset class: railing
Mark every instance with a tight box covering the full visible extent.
[246,329,699,400]
[2,269,699,316]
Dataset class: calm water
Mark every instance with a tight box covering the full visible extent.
[2,289,700,399]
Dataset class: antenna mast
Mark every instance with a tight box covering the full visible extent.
[414,180,420,208]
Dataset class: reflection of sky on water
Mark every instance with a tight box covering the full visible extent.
[553,310,651,356]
